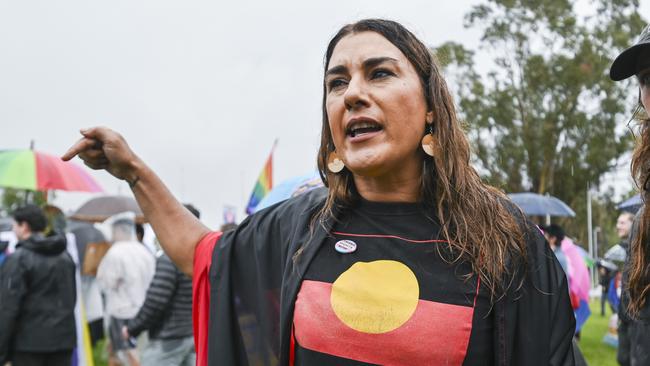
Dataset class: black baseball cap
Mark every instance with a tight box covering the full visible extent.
[610,24,650,81]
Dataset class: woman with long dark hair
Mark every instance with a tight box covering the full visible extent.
[610,23,650,366]
[63,19,575,366]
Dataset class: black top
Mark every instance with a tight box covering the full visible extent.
[293,200,493,365]
[206,188,575,366]
[0,233,77,363]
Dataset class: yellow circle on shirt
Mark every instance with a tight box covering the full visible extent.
[330,260,419,334]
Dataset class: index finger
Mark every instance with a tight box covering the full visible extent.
[61,137,99,161]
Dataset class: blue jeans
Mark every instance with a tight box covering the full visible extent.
[142,336,195,366]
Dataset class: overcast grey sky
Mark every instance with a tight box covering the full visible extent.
[1,0,648,227]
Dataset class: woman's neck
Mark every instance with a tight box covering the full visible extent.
[352,167,422,202]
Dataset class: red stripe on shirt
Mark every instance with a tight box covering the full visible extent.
[331,231,448,244]
[193,231,222,366]
[294,280,474,365]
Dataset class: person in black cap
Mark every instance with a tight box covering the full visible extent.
[610,25,650,82]
[610,23,650,366]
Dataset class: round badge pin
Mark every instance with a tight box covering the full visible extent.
[334,239,357,254]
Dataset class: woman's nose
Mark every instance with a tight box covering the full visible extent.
[344,76,370,111]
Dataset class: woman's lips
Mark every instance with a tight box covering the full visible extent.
[347,129,383,143]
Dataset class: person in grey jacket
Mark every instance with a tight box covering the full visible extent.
[0,205,76,366]
[122,204,199,366]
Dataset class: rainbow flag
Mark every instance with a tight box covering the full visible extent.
[246,142,275,214]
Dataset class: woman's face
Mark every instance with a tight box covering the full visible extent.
[616,213,633,239]
[325,31,431,179]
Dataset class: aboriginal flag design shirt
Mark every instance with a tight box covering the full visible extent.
[293,200,494,365]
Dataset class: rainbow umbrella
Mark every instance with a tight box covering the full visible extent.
[0,149,103,192]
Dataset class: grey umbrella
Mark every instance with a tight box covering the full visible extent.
[617,194,643,214]
[69,195,145,223]
[507,192,576,217]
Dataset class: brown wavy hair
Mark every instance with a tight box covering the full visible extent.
[314,19,528,299]
[628,101,650,317]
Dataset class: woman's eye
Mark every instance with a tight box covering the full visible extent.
[371,69,393,79]
[328,79,347,91]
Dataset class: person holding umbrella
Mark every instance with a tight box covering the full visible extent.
[63,19,575,366]
[609,23,650,366]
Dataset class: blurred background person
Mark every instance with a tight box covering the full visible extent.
[597,213,632,348]
[0,239,7,267]
[615,212,634,251]
[97,212,155,366]
[542,224,569,276]
[70,220,108,347]
[604,213,633,315]
[121,204,199,366]
[0,204,76,366]
[598,259,617,317]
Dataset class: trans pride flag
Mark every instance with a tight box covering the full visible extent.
[245,143,275,214]
[561,237,592,333]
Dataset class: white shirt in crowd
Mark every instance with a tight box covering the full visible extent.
[97,240,155,319]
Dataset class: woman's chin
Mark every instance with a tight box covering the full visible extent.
[346,161,404,180]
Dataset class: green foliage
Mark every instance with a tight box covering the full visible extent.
[435,0,647,243]
[0,188,48,216]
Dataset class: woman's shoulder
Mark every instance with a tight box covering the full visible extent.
[253,187,328,219]
[219,187,328,245]
[493,196,563,281]
[495,194,545,244]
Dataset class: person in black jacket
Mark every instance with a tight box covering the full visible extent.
[610,22,650,366]
[121,204,198,366]
[0,204,76,366]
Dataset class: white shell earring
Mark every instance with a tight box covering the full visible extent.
[327,151,345,173]
[421,123,436,157]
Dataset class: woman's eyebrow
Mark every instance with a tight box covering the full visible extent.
[325,65,347,78]
[363,56,399,69]
[325,57,400,78]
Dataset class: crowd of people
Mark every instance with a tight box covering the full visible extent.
[0,16,649,366]
[0,205,199,366]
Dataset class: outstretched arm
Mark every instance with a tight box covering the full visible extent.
[63,127,209,276]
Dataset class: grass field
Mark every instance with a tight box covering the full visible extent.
[578,300,619,366]
[90,300,620,365]
[92,339,108,366]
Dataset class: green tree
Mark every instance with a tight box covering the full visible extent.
[435,0,646,244]
[0,188,48,216]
